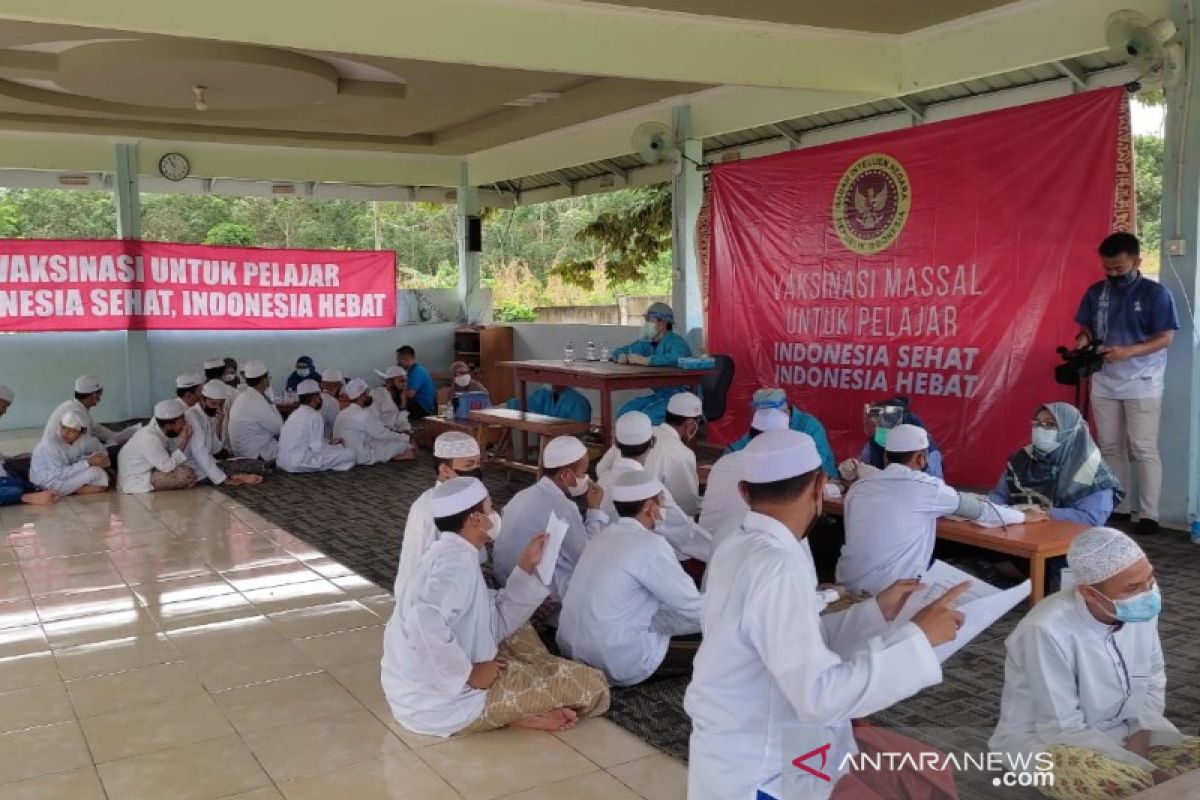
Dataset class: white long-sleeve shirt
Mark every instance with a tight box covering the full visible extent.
[333,404,409,466]
[493,476,609,602]
[836,463,961,595]
[684,511,942,800]
[599,457,712,562]
[989,589,1181,773]
[277,405,356,473]
[319,393,340,439]
[43,398,135,456]
[30,434,106,493]
[698,450,747,551]
[117,422,189,494]
[558,517,703,686]
[228,388,283,461]
[369,387,411,433]
[381,532,548,736]
[183,403,227,485]
[644,424,702,517]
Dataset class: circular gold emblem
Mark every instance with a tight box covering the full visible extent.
[832,153,911,254]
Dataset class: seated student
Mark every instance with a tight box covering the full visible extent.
[644,391,704,518]
[989,402,1121,527]
[333,378,414,466]
[370,366,412,434]
[598,411,712,563]
[685,428,967,800]
[395,432,486,597]
[990,527,1197,798]
[725,388,837,477]
[228,360,283,462]
[381,477,610,736]
[285,356,321,394]
[610,302,693,425]
[181,380,264,488]
[117,400,198,494]
[699,407,788,548]
[836,424,1028,596]
[559,470,704,687]
[318,369,346,438]
[395,345,436,419]
[30,412,110,497]
[855,396,945,479]
[494,436,608,602]
[0,386,56,506]
[44,375,138,458]
[276,380,357,474]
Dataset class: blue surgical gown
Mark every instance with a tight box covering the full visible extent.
[611,332,693,425]
[506,386,593,423]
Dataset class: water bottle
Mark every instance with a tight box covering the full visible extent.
[563,340,575,363]
[599,341,610,362]
[1191,517,1200,545]
[586,340,597,361]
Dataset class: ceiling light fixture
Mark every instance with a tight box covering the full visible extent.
[192,85,208,112]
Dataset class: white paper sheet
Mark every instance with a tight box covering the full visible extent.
[537,511,569,585]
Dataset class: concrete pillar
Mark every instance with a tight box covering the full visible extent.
[670,105,704,349]
[1157,0,1200,527]
[456,161,482,321]
[114,143,152,420]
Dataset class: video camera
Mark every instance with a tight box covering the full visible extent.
[1054,341,1105,386]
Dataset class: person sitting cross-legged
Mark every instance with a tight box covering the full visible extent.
[30,411,110,497]
[276,380,357,474]
[0,385,57,506]
[333,378,415,466]
[117,400,199,494]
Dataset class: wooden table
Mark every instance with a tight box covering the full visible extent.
[823,499,1086,604]
[500,359,712,450]
[468,408,591,478]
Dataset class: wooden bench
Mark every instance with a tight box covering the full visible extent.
[823,498,1086,604]
[468,408,591,478]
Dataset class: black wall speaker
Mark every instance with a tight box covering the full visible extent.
[467,216,482,252]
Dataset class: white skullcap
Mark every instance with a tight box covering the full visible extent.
[434,431,481,459]
[1068,527,1147,586]
[74,375,102,394]
[430,477,488,519]
[203,358,226,371]
[375,366,406,380]
[0,385,13,403]
[296,379,320,395]
[175,373,203,390]
[154,398,186,420]
[667,392,703,418]
[343,378,369,401]
[743,429,822,484]
[201,380,228,401]
[242,360,269,380]
[615,411,653,445]
[543,436,587,470]
[611,469,664,503]
[60,411,86,430]
[885,423,929,453]
[322,369,345,384]
[751,408,788,432]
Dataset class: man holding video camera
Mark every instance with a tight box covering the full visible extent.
[1073,232,1179,536]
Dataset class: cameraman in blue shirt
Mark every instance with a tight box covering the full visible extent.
[1074,233,1179,536]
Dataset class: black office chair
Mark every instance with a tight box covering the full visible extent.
[698,354,735,423]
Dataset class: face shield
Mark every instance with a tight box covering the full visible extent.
[864,403,905,437]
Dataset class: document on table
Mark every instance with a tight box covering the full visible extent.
[537,512,569,585]
[894,560,1030,662]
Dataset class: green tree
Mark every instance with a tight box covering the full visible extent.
[1134,133,1163,251]
[203,222,255,246]
[551,186,672,289]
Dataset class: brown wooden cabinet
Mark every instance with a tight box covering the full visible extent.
[454,325,514,403]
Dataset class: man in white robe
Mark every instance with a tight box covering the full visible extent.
[333,378,414,466]
[699,408,788,548]
[117,400,199,494]
[685,429,968,800]
[30,411,110,496]
[228,360,283,462]
[318,369,346,438]
[370,366,412,434]
[493,436,608,602]
[43,375,138,457]
[0,386,57,506]
[990,527,1196,797]
[381,477,609,736]
[276,380,356,474]
[181,380,264,489]
[644,391,704,517]
[559,470,703,686]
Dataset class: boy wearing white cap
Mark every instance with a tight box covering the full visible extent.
[180,381,265,489]
[644,391,704,517]
[0,386,58,505]
[699,406,789,545]
[228,360,283,462]
[990,528,1196,797]
[559,469,703,686]
[318,369,347,438]
[494,435,607,602]
[333,378,414,466]
[117,399,198,494]
[43,374,138,458]
[837,423,1012,595]
[599,411,712,563]
[276,380,357,474]
[685,429,969,800]
[369,366,412,434]
[29,410,109,497]
[382,477,609,736]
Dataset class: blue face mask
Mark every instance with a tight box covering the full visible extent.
[1097,584,1162,623]
[874,427,889,447]
[1106,271,1137,288]
[1032,427,1060,454]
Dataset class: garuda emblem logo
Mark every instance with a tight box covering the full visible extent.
[833,154,911,254]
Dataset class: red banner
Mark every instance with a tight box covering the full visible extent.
[0,240,396,331]
[707,89,1125,485]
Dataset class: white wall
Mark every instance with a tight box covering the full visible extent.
[510,323,646,419]
[0,332,130,430]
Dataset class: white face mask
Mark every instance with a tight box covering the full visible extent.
[567,473,591,497]
[454,374,472,388]
[641,321,658,340]
[486,511,502,541]
[1032,427,1060,455]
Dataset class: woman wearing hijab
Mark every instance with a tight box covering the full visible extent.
[859,396,945,478]
[285,356,322,393]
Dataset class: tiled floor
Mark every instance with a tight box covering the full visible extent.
[0,486,683,800]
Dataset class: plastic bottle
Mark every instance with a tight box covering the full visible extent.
[563,340,575,363]
[599,341,610,362]
[586,340,597,361]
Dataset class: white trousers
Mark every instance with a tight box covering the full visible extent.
[45,466,109,496]
[1091,395,1162,520]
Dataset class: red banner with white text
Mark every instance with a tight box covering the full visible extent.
[706,89,1126,486]
[0,240,396,331]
